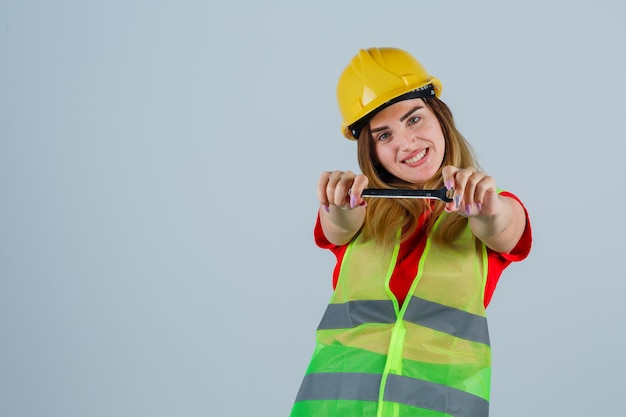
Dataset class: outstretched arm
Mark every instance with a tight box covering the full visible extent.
[442,166,527,254]
[317,170,369,246]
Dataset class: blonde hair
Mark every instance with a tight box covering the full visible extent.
[356,97,479,249]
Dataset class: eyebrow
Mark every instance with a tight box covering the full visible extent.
[370,105,424,133]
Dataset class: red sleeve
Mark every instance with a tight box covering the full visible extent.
[483,191,533,307]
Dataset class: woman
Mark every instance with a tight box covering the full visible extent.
[290,47,532,417]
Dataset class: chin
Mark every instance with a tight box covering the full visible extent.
[402,172,436,185]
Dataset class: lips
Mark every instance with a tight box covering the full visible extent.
[402,149,427,164]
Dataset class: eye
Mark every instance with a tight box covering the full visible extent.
[376,131,391,142]
[407,115,420,126]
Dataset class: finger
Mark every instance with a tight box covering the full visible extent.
[348,174,370,208]
[441,165,459,191]
[317,171,332,209]
[321,170,347,207]
[466,172,490,214]
[447,167,476,211]
[441,166,461,212]
[473,175,497,214]
[443,166,469,211]
[332,171,355,208]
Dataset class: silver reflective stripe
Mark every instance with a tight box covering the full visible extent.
[294,372,380,402]
[295,372,489,417]
[404,296,490,346]
[316,297,489,346]
[317,300,396,330]
[384,374,489,417]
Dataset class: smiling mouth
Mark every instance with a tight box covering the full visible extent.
[403,149,427,164]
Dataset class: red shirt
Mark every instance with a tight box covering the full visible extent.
[315,192,532,308]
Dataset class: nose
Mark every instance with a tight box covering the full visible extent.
[397,129,416,149]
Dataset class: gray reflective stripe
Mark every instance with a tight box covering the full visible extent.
[294,372,380,402]
[385,374,489,417]
[295,372,489,416]
[317,300,396,330]
[316,298,489,346]
[404,296,490,346]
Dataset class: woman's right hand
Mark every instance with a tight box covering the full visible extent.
[317,171,369,245]
[317,170,369,212]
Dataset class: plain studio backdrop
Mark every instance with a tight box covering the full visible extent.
[1,1,624,416]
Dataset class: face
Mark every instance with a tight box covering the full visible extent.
[369,98,445,185]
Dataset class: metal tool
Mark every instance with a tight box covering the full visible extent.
[361,186,453,203]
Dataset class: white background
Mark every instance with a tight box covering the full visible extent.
[1,1,624,416]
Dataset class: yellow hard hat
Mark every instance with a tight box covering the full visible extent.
[337,47,442,140]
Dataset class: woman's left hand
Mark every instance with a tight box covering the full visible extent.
[441,166,501,217]
[442,165,527,254]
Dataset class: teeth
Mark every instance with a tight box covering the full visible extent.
[404,149,426,164]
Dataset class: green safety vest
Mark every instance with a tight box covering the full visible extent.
[291,213,491,417]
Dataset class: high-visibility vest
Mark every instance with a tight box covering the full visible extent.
[291,214,491,417]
